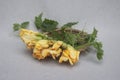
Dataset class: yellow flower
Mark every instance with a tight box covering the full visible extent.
[20,29,40,49]
[33,40,62,60]
[33,40,49,59]
[59,45,80,65]
[51,41,63,50]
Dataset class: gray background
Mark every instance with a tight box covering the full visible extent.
[0,0,120,80]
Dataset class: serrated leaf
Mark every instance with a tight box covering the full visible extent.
[64,32,77,47]
[13,23,20,31]
[62,22,78,29]
[93,41,103,60]
[21,21,29,28]
[50,31,63,40]
[97,49,103,60]
[41,18,58,32]
[34,13,43,29]
[88,28,98,42]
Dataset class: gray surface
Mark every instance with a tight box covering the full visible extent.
[0,0,120,80]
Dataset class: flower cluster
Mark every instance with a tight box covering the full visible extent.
[20,29,80,65]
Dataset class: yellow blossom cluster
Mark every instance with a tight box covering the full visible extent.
[20,29,80,65]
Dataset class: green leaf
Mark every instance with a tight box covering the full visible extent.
[21,21,29,29]
[13,23,20,31]
[50,31,63,40]
[34,13,43,29]
[41,18,58,32]
[61,22,78,29]
[75,42,91,50]
[13,21,29,31]
[63,32,77,47]
[88,28,98,42]
[93,41,103,60]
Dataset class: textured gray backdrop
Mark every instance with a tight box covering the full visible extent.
[0,0,120,80]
